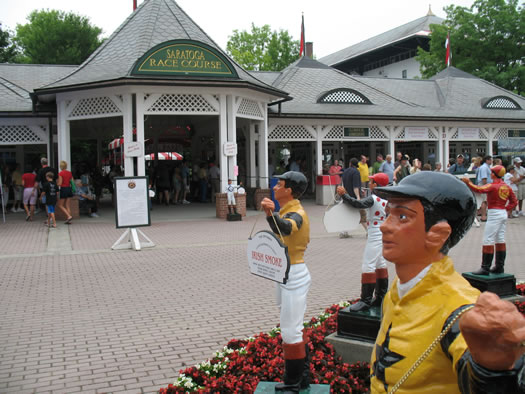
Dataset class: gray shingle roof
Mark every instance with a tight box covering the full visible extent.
[38,0,285,98]
[0,63,76,112]
[261,60,525,121]
[319,14,444,67]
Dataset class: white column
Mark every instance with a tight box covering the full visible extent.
[258,118,269,189]
[388,127,395,157]
[488,128,494,157]
[443,128,450,167]
[136,92,146,176]
[218,94,228,191]
[316,127,323,176]
[437,126,443,166]
[226,95,237,184]
[249,123,257,188]
[122,93,134,176]
[57,100,71,169]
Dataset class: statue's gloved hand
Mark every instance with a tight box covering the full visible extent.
[261,197,275,216]
[460,292,525,370]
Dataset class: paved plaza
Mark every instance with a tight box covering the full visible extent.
[1,200,524,393]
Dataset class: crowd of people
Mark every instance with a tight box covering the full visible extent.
[0,158,104,226]
[321,152,525,231]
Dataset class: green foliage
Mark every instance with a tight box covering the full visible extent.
[226,23,300,71]
[0,23,18,62]
[15,9,103,64]
[417,0,524,95]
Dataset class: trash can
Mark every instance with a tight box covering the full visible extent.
[269,177,280,212]
[316,175,339,205]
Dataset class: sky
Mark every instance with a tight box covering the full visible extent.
[2,0,476,58]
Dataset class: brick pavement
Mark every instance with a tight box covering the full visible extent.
[0,201,524,393]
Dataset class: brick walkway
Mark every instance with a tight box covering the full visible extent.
[1,201,524,393]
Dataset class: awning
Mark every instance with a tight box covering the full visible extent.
[145,152,183,160]
[108,138,124,150]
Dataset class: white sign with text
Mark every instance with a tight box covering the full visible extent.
[247,231,290,284]
[458,128,480,140]
[125,142,143,157]
[223,142,238,156]
[115,177,150,228]
[405,127,429,140]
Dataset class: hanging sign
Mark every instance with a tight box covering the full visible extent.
[323,200,361,233]
[247,230,290,284]
[458,128,480,140]
[132,40,238,77]
[125,142,143,157]
[405,127,429,140]
[508,129,525,138]
[343,127,369,138]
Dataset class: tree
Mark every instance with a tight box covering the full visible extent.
[15,9,103,64]
[0,23,18,62]
[226,24,300,71]
[417,0,524,95]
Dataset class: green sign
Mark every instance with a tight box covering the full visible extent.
[343,127,369,138]
[132,40,237,78]
[508,129,525,138]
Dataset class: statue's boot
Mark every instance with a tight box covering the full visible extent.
[473,245,494,275]
[490,243,506,274]
[371,268,389,307]
[275,342,307,393]
[349,272,376,312]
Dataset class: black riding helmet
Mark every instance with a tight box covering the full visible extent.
[274,171,308,198]
[374,172,476,253]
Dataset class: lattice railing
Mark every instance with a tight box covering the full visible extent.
[268,125,315,140]
[494,128,508,139]
[319,89,371,104]
[68,97,122,119]
[237,98,263,119]
[484,97,520,109]
[146,94,218,114]
[0,125,47,144]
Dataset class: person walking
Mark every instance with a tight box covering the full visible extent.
[341,158,366,236]
[57,161,74,224]
[11,163,24,213]
[40,172,58,228]
[513,157,525,216]
[209,162,220,203]
[476,155,493,221]
[378,154,394,183]
[22,165,37,221]
[358,155,369,196]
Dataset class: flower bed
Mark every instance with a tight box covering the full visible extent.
[160,287,525,394]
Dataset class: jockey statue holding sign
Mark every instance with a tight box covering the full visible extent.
[261,171,311,393]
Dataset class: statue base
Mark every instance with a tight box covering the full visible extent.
[227,213,242,221]
[255,382,330,393]
[462,272,516,297]
[325,332,374,364]
[337,305,381,341]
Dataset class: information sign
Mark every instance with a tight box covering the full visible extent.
[458,128,480,140]
[223,142,238,156]
[247,231,290,284]
[114,177,151,228]
[404,127,429,139]
[125,142,143,157]
[508,129,525,138]
[343,127,369,138]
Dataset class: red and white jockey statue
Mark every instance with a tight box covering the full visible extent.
[462,165,517,275]
[337,173,390,311]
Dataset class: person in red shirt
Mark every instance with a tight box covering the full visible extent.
[328,159,343,185]
[22,166,38,221]
[462,165,517,274]
[57,160,74,224]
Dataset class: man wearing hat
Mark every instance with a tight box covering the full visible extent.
[514,157,525,216]
[462,165,517,274]
[261,171,311,392]
[370,172,525,393]
[336,172,390,312]
[393,155,410,184]
[448,154,467,175]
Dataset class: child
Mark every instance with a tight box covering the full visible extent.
[41,172,58,228]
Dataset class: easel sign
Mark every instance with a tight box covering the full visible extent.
[112,176,154,251]
[247,230,290,284]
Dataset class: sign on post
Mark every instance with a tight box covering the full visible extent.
[124,142,143,157]
[223,142,238,156]
[247,231,290,284]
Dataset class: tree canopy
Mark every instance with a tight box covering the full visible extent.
[226,24,300,71]
[0,23,18,63]
[15,9,104,65]
[417,0,524,95]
